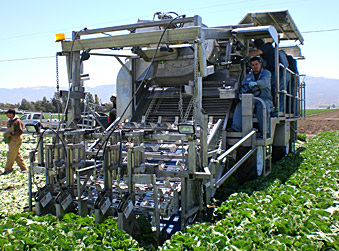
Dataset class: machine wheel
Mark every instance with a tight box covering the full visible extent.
[234,146,264,184]
[256,146,264,176]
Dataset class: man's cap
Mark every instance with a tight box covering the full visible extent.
[6,108,16,115]
[110,95,116,103]
[250,56,262,63]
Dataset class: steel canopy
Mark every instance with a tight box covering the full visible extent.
[232,25,279,45]
[238,9,304,44]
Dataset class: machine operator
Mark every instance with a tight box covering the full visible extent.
[249,39,289,113]
[229,57,272,137]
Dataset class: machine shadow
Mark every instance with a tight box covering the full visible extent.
[205,146,306,221]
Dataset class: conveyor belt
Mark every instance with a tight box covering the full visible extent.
[145,95,232,123]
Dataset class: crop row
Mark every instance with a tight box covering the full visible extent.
[0,135,145,250]
[0,134,46,215]
[160,131,339,250]
[0,213,140,250]
[1,132,338,250]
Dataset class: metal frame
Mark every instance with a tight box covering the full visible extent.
[28,11,305,238]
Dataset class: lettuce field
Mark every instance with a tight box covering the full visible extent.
[1,131,339,250]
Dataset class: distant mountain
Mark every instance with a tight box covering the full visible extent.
[0,77,338,108]
[304,76,339,108]
[0,85,116,104]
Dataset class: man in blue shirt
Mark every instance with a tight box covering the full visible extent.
[230,57,272,136]
[249,39,289,113]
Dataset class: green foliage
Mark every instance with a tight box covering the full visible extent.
[18,96,60,113]
[2,134,11,144]
[297,133,307,142]
[163,131,339,250]
[0,134,45,215]
[0,92,110,114]
[1,131,339,250]
[0,213,142,250]
[134,215,157,249]
[0,114,10,119]
[0,134,143,250]
[305,108,339,117]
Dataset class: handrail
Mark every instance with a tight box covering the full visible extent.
[215,146,257,188]
[278,63,302,117]
[253,97,268,140]
[216,129,256,163]
[299,77,306,118]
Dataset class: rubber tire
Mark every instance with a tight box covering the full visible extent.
[256,146,264,176]
[234,147,259,184]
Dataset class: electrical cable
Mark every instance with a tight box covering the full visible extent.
[0,0,291,43]
[302,28,339,34]
[31,128,67,158]
[0,56,54,63]
[1,28,338,64]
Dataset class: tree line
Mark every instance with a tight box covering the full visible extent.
[0,93,113,114]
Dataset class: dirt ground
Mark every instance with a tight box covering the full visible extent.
[298,110,339,138]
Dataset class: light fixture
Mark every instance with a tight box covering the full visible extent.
[55,33,66,42]
[178,121,195,134]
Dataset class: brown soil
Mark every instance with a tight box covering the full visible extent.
[298,110,339,138]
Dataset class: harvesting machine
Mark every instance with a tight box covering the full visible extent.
[28,10,305,237]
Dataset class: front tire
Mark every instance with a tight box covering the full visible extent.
[234,147,263,184]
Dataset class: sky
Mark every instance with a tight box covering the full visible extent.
[1,0,339,93]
